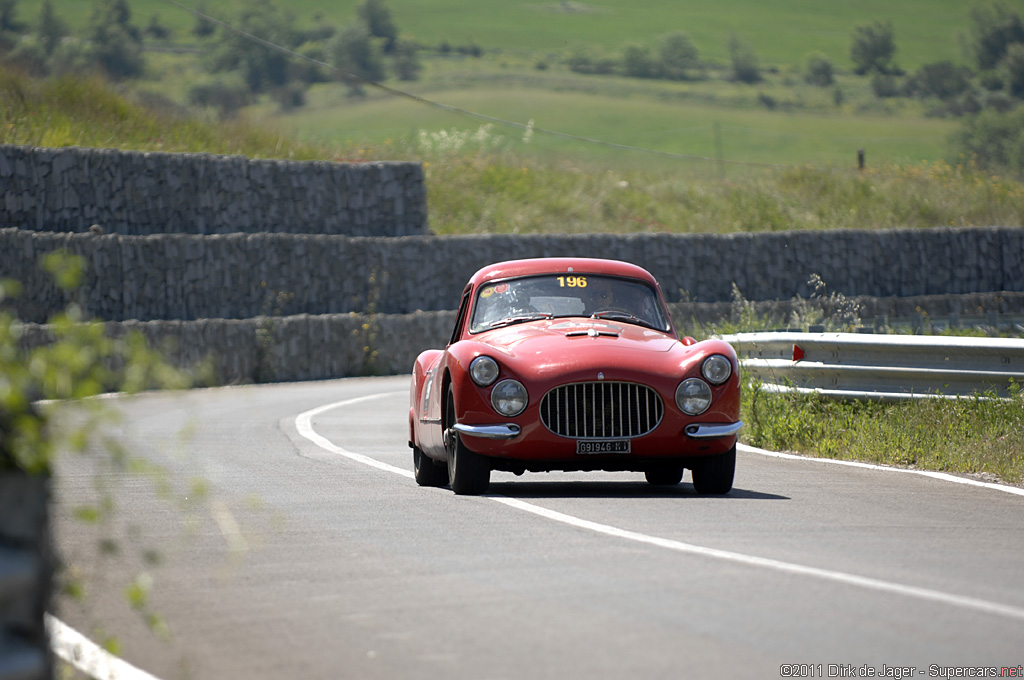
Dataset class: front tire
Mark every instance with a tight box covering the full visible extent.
[444,386,490,495]
[413,445,448,487]
[690,445,736,495]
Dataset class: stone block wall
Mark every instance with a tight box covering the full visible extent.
[0,145,427,237]
[2,227,1022,324]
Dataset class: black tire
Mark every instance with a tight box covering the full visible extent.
[413,445,449,487]
[444,386,490,495]
[645,465,685,486]
[690,445,736,495]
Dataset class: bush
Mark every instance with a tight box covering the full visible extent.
[871,73,902,98]
[850,20,897,75]
[1001,42,1024,97]
[904,60,974,100]
[804,52,834,87]
[967,1,1024,71]
[728,35,761,84]
[951,106,1024,174]
[657,32,701,81]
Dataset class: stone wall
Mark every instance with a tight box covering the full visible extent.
[0,145,427,237]
[3,227,1022,324]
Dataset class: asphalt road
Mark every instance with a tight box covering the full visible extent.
[51,376,1024,680]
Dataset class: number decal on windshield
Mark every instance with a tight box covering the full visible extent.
[557,275,588,288]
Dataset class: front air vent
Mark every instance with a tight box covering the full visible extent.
[539,382,663,438]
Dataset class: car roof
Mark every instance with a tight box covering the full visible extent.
[468,258,659,288]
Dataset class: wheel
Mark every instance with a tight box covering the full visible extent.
[645,464,685,486]
[444,385,490,495]
[413,445,449,487]
[690,445,736,495]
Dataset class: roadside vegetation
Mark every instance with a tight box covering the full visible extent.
[2,0,1023,486]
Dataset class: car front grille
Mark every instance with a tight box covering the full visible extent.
[539,382,664,439]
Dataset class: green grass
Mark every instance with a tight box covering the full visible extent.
[743,381,1024,485]
[41,0,977,69]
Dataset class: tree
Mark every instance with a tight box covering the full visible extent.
[88,0,144,79]
[191,0,215,39]
[622,43,656,78]
[36,0,68,57]
[358,0,397,53]
[729,35,761,83]
[204,0,296,94]
[0,0,25,33]
[392,39,421,81]
[657,32,701,81]
[1002,42,1024,97]
[951,106,1024,174]
[329,22,386,92]
[804,52,834,87]
[850,20,897,75]
[905,61,974,100]
[966,2,1024,71]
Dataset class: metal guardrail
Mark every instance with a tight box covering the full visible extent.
[721,332,1024,401]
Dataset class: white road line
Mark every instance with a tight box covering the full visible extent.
[740,443,1024,496]
[297,392,1024,623]
[47,614,162,680]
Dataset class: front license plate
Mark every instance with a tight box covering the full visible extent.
[576,439,631,454]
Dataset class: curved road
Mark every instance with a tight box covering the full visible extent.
[51,376,1024,679]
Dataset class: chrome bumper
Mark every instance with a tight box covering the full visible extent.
[685,421,743,439]
[454,423,522,440]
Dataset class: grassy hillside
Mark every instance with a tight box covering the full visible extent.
[23,0,1003,170]
[3,68,1022,236]
[45,0,976,68]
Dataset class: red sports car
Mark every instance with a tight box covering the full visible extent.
[408,257,742,495]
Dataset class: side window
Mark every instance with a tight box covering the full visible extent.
[449,287,472,346]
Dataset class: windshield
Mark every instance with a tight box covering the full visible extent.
[469,274,671,333]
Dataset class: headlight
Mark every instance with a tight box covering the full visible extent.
[676,378,712,415]
[470,356,500,386]
[491,379,528,416]
[701,355,732,385]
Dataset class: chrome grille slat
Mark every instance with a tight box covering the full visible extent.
[540,382,664,439]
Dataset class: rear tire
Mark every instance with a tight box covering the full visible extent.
[691,445,736,495]
[413,446,448,487]
[444,386,490,495]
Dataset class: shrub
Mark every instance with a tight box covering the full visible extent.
[850,20,898,75]
[804,52,834,87]
[728,35,761,84]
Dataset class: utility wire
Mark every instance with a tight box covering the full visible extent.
[159,0,789,168]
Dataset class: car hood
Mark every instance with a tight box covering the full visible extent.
[472,318,688,380]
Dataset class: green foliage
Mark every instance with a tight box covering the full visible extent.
[0,252,190,475]
[728,35,761,84]
[657,32,702,81]
[87,0,144,79]
[203,0,296,94]
[357,0,397,53]
[967,1,1024,71]
[1001,42,1024,97]
[742,379,1024,485]
[951,106,1024,175]
[36,0,68,57]
[850,20,898,75]
[329,21,386,91]
[804,52,834,87]
[904,61,974,101]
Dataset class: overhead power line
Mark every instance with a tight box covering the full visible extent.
[158,0,788,168]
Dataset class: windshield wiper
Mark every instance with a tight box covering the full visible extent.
[488,312,553,329]
[590,310,661,331]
